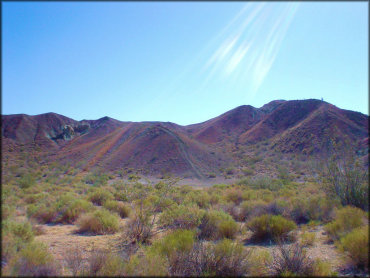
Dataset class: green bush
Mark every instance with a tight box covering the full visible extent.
[10,241,60,276]
[27,194,94,224]
[124,248,168,276]
[2,204,15,220]
[249,249,272,276]
[2,220,35,264]
[18,173,36,189]
[54,194,94,223]
[248,214,297,242]
[325,206,365,241]
[84,248,125,276]
[210,239,250,276]
[153,229,195,259]
[224,188,244,205]
[290,195,334,224]
[159,204,205,230]
[320,145,369,210]
[218,219,239,239]
[239,200,268,221]
[339,225,369,269]
[88,188,114,206]
[27,202,57,224]
[184,191,211,209]
[198,210,238,240]
[103,200,130,218]
[77,209,119,235]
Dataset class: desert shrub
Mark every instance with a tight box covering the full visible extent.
[10,241,60,276]
[184,191,211,208]
[83,248,125,276]
[239,200,268,221]
[27,202,57,224]
[124,248,169,276]
[277,165,291,182]
[18,173,36,189]
[224,188,244,205]
[208,239,250,276]
[54,194,95,223]
[248,214,297,242]
[218,219,239,239]
[77,209,119,235]
[88,188,114,206]
[208,172,216,178]
[300,231,316,247]
[290,195,334,224]
[318,141,369,210]
[103,200,130,218]
[2,220,35,264]
[312,259,334,276]
[154,229,195,259]
[242,168,254,176]
[83,171,109,186]
[159,204,205,230]
[249,249,272,276]
[124,211,154,245]
[2,204,15,220]
[63,245,84,276]
[269,243,314,276]
[24,192,49,204]
[150,235,250,276]
[238,176,283,191]
[266,199,290,216]
[5,221,34,243]
[198,210,238,240]
[27,194,94,224]
[338,225,369,270]
[113,191,128,202]
[146,194,174,213]
[209,192,221,205]
[324,206,365,241]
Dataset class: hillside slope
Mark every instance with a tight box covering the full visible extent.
[2,99,368,177]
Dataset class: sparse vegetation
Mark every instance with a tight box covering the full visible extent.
[2,141,368,276]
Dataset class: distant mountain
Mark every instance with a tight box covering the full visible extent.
[2,99,368,178]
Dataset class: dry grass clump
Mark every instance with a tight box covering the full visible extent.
[77,209,119,235]
[270,243,314,276]
[300,231,316,247]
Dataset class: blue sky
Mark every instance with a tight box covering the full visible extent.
[2,2,368,125]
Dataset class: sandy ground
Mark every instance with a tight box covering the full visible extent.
[35,221,345,275]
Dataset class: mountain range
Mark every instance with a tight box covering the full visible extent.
[2,99,368,178]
